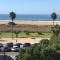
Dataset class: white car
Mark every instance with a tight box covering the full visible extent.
[11,46,20,52]
[20,44,24,48]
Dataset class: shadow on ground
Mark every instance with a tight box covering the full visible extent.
[0,55,14,60]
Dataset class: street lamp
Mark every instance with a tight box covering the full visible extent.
[4,49,5,60]
[15,31,19,43]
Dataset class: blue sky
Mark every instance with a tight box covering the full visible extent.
[0,0,59,14]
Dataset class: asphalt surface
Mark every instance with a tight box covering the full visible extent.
[0,52,19,60]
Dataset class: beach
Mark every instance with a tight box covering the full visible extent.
[0,20,60,25]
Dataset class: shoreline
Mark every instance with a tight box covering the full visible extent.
[0,20,60,25]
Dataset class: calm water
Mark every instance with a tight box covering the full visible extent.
[0,14,60,21]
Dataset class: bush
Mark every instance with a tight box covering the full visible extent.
[18,41,60,60]
[42,46,60,60]
[50,34,60,44]
[40,39,49,46]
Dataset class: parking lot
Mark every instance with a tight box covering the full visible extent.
[0,52,19,60]
[0,41,33,60]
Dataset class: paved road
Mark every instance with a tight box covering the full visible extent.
[0,52,19,60]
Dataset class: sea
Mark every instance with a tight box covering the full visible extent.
[0,14,60,21]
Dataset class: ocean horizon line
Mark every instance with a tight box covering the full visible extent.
[0,20,60,22]
[0,14,59,21]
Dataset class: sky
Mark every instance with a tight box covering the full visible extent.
[0,0,59,14]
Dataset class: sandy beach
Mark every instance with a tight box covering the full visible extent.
[0,20,60,25]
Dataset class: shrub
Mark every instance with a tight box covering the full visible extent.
[18,41,60,60]
[40,39,49,46]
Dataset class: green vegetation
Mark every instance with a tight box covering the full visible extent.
[16,24,60,60]
[50,24,60,44]
[0,32,51,38]
[18,41,60,60]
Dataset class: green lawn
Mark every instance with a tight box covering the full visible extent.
[0,32,52,38]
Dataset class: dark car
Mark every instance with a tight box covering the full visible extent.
[0,43,3,47]
[0,43,3,52]
[14,43,22,48]
[1,46,11,52]
[1,43,13,52]
[23,43,31,48]
[6,42,13,48]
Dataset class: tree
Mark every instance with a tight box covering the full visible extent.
[51,24,60,36]
[9,11,16,39]
[40,39,49,46]
[50,24,60,44]
[51,12,57,26]
[9,11,16,22]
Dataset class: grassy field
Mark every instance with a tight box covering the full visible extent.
[0,32,52,38]
[0,24,52,39]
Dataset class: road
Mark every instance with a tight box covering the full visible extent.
[0,52,19,60]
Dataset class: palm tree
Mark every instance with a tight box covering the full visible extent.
[9,11,16,39]
[51,12,57,26]
[9,11,16,22]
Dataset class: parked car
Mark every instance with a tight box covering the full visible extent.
[23,43,31,48]
[14,43,22,48]
[0,43,3,52]
[20,44,24,48]
[6,42,13,48]
[11,46,20,52]
[0,43,3,47]
[1,46,11,52]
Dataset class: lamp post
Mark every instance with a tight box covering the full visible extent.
[4,49,5,60]
[0,32,1,39]
[15,31,19,43]
[9,11,16,39]
[0,24,2,39]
